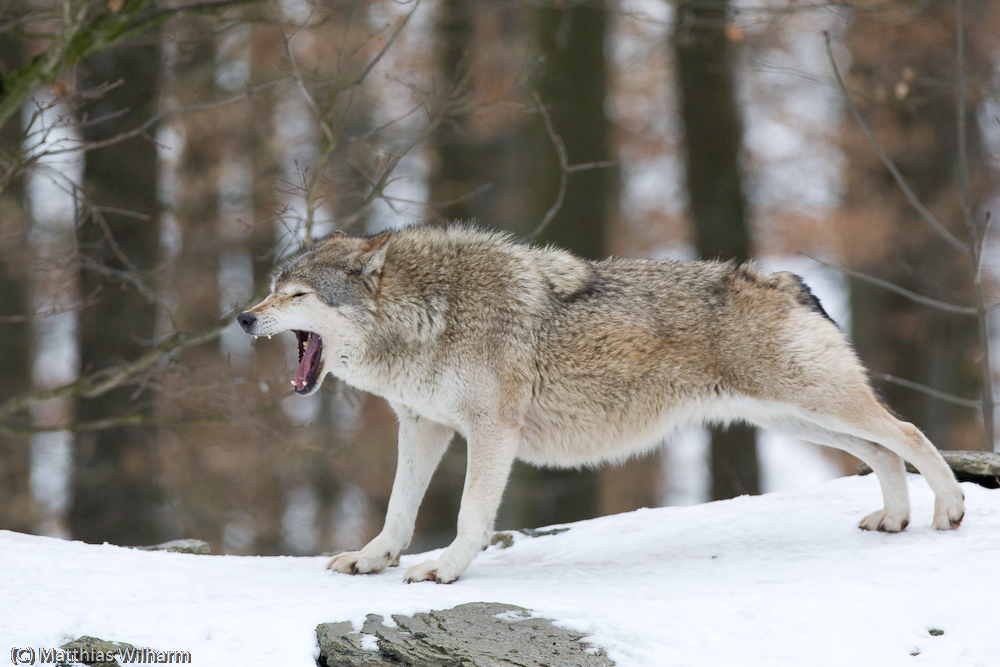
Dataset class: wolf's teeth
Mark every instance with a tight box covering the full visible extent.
[268,335,272,340]
[290,380,297,387]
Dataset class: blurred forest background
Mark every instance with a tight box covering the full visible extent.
[1,0,999,556]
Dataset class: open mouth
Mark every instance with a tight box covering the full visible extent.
[292,330,324,395]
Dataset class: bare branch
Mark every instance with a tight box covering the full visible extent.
[955,0,975,241]
[36,79,285,160]
[348,0,421,92]
[0,296,100,324]
[0,307,246,423]
[129,0,262,27]
[282,0,423,242]
[822,31,970,254]
[349,104,451,218]
[954,0,995,451]
[802,253,978,316]
[872,373,981,410]
[0,395,289,436]
[0,0,266,132]
[421,182,494,216]
[523,92,615,242]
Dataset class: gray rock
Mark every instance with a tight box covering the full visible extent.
[136,538,212,554]
[57,636,136,667]
[517,527,571,538]
[317,602,613,666]
[490,527,570,549]
[857,450,1000,488]
[316,621,391,667]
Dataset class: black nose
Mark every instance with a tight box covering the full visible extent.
[237,311,256,333]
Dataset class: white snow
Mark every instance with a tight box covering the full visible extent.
[3,475,998,666]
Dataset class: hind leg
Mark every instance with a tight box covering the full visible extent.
[843,409,964,529]
[755,414,910,531]
[764,389,963,530]
[844,438,910,532]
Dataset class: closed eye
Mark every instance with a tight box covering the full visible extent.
[292,292,308,298]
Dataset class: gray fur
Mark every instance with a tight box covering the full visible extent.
[240,224,965,583]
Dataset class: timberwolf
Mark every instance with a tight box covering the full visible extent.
[238,224,965,583]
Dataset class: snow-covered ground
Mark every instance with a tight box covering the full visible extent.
[3,474,997,666]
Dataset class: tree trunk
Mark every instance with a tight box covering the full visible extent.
[500,1,617,529]
[429,0,478,225]
[842,2,987,452]
[0,28,36,532]
[674,0,759,500]
[531,0,611,258]
[71,34,174,546]
[428,0,536,234]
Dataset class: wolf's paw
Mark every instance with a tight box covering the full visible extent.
[858,508,909,533]
[404,559,461,584]
[327,548,393,575]
[932,492,965,530]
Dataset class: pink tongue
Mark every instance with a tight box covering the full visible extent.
[295,335,320,386]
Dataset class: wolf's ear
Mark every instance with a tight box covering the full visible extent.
[318,229,346,244]
[349,230,392,291]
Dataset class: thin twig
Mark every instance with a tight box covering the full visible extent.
[79,256,180,331]
[523,92,615,242]
[350,102,452,218]
[954,0,995,451]
[955,0,975,237]
[0,296,101,324]
[872,373,981,410]
[525,93,568,241]
[38,79,285,159]
[801,253,977,316]
[0,309,242,423]
[423,182,494,215]
[822,31,969,254]
[346,0,421,91]
[0,394,290,436]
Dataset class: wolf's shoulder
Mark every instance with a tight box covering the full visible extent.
[391,223,592,297]
[392,222,516,252]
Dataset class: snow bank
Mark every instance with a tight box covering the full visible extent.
[2,474,997,666]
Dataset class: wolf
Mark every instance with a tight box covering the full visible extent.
[237,224,965,583]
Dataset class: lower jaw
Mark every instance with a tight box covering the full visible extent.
[294,365,325,395]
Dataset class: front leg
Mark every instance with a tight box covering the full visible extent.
[405,423,521,584]
[327,409,453,575]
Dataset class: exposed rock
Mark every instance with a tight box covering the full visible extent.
[316,621,389,667]
[316,602,613,667]
[56,636,136,667]
[136,538,212,554]
[490,532,515,549]
[856,450,1000,488]
[517,527,570,538]
[490,526,572,550]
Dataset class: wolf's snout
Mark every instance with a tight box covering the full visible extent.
[237,311,257,333]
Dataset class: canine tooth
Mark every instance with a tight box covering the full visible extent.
[268,335,272,340]
[290,380,297,386]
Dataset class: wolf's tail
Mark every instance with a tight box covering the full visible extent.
[762,270,838,327]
